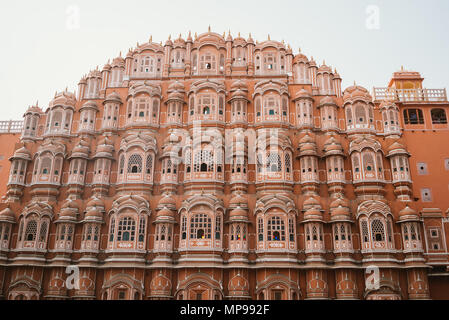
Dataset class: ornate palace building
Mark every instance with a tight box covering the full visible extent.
[0,29,448,300]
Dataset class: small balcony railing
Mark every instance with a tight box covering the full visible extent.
[373,87,447,102]
[0,120,23,133]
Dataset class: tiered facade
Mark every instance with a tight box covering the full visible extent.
[0,29,448,300]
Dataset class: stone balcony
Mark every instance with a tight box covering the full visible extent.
[373,87,447,103]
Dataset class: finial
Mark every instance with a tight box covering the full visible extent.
[137,41,139,47]
[354,80,356,86]
[168,34,171,40]
[208,25,211,32]
[195,32,198,39]
[36,100,39,106]
[119,51,122,57]
[178,33,181,39]
[298,47,301,53]
[223,31,225,37]
[268,34,271,41]
[249,32,252,38]
[238,32,241,37]
[401,65,404,71]
[323,59,326,65]
[149,35,152,42]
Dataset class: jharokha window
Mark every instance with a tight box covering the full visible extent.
[359,214,394,252]
[179,210,223,250]
[257,213,296,251]
[108,213,147,251]
[403,109,424,124]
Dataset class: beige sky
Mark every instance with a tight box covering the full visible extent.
[0,0,448,120]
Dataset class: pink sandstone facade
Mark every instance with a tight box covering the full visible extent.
[0,30,448,300]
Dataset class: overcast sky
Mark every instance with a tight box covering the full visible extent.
[0,0,448,120]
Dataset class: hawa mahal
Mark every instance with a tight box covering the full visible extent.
[0,29,448,300]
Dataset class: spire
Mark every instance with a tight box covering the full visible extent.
[268,34,271,41]
[168,34,171,40]
[149,35,152,43]
[238,32,240,37]
[208,25,211,32]
[195,32,198,40]
[298,47,301,53]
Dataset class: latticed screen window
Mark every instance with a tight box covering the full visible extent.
[200,53,216,70]
[215,215,221,240]
[136,98,149,118]
[138,218,146,242]
[371,219,385,242]
[181,216,187,240]
[109,217,115,241]
[355,104,366,123]
[264,53,276,71]
[117,217,136,241]
[285,153,291,173]
[386,219,393,242]
[361,220,369,242]
[363,153,375,172]
[25,220,37,241]
[258,218,264,241]
[190,214,212,240]
[194,150,214,172]
[288,218,294,241]
[267,216,285,241]
[39,221,48,242]
[267,153,281,172]
[127,154,142,173]
[146,155,153,174]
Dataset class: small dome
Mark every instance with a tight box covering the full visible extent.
[319,96,335,106]
[343,85,372,102]
[303,196,321,209]
[387,141,409,157]
[324,136,344,156]
[303,208,323,221]
[85,207,103,218]
[330,197,349,209]
[156,207,174,218]
[0,207,15,223]
[86,196,104,208]
[229,193,248,209]
[168,80,185,92]
[330,205,351,221]
[229,206,249,221]
[62,199,79,210]
[104,91,122,104]
[294,89,312,100]
[71,139,90,158]
[398,205,419,221]
[231,79,248,91]
[111,56,125,67]
[299,134,314,144]
[318,64,332,73]
[12,146,32,161]
[157,194,176,210]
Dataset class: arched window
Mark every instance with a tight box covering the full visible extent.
[355,104,366,124]
[117,217,136,241]
[127,154,142,173]
[258,217,264,241]
[25,220,37,241]
[267,153,281,172]
[371,219,385,242]
[190,213,211,239]
[267,216,285,241]
[431,108,447,124]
